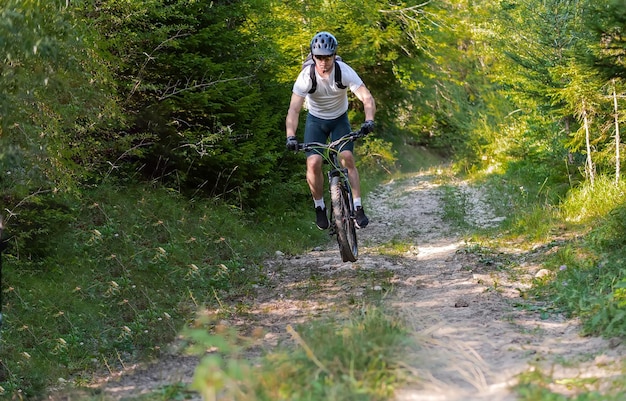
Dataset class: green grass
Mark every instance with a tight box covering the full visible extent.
[65,306,410,401]
[0,183,328,398]
[0,139,440,399]
[185,306,409,401]
[515,367,626,401]
[529,176,626,338]
[10,134,626,400]
[559,175,626,224]
[439,183,473,231]
[368,236,418,258]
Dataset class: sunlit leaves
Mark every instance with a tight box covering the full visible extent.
[0,0,121,197]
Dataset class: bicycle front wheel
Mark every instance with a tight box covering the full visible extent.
[330,175,358,262]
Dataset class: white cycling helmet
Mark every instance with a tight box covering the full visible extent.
[310,32,338,56]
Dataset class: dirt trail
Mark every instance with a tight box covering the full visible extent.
[93,171,623,400]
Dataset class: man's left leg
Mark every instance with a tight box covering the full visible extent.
[331,113,369,228]
[340,151,369,228]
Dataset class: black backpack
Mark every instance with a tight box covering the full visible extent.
[302,53,347,94]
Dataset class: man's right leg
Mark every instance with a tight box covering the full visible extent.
[304,114,330,229]
[307,154,329,229]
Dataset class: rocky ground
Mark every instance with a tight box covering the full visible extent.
[82,171,623,400]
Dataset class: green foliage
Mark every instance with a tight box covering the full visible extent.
[356,136,398,175]
[0,0,123,280]
[439,184,473,231]
[81,0,287,203]
[525,176,626,337]
[186,317,257,400]
[258,308,407,401]
[0,1,121,194]
[516,366,626,400]
[8,0,626,397]
[266,0,491,161]
[561,175,626,224]
[480,0,626,190]
[391,0,511,161]
[586,0,626,81]
[2,193,75,261]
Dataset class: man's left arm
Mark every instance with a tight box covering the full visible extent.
[354,85,376,121]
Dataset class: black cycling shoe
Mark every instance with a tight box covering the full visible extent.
[355,206,369,228]
[315,206,329,230]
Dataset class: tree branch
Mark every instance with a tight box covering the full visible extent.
[158,75,253,101]
[128,30,190,100]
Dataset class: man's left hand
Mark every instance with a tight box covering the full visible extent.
[361,120,375,134]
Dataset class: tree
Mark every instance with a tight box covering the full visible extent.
[0,0,121,257]
[587,0,626,81]
[586,0,626,182]
[0,1,119,196]
[611,80,621,183]
[82,0,286,204]
[468,0,599,190]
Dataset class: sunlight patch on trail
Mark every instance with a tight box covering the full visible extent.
[415,241,464,260]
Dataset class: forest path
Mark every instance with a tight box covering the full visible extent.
[365,172,622,400]
[91,170,623,400]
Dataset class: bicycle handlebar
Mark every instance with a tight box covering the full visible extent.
[298,129,367,152]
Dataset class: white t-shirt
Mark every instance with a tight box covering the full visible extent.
[292,60,364,120]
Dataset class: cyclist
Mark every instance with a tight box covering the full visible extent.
[285,31,376,230]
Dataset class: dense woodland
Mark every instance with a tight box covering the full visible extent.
[2,0,626,398]
[4,0,626,213]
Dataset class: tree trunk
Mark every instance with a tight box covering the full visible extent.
[583,100,595,186]
[564,116,574,165]
[613,80,621,184]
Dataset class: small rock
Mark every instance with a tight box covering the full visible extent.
[454,299,469,308]
[594,354,612,366]
[535,269,551,278]
[373,285,382,291]
[609,337,622,349]
[275,250,284,257]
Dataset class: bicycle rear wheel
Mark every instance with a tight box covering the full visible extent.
[330,175,358,262]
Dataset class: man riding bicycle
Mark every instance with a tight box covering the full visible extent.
[285,31,376,230]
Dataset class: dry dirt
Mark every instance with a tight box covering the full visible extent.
[87,170,624,400]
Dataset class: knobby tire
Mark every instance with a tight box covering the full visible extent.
[330,175,358,262]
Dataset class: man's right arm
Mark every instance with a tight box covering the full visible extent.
[286,93,306,138]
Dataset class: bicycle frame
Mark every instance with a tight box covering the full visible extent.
[299,130,366,262]
[299,130,363,211]
[299,129,365,180]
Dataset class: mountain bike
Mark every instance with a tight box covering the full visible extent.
[299,129,367,262]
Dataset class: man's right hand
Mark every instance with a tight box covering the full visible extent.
[286,136,298,151]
